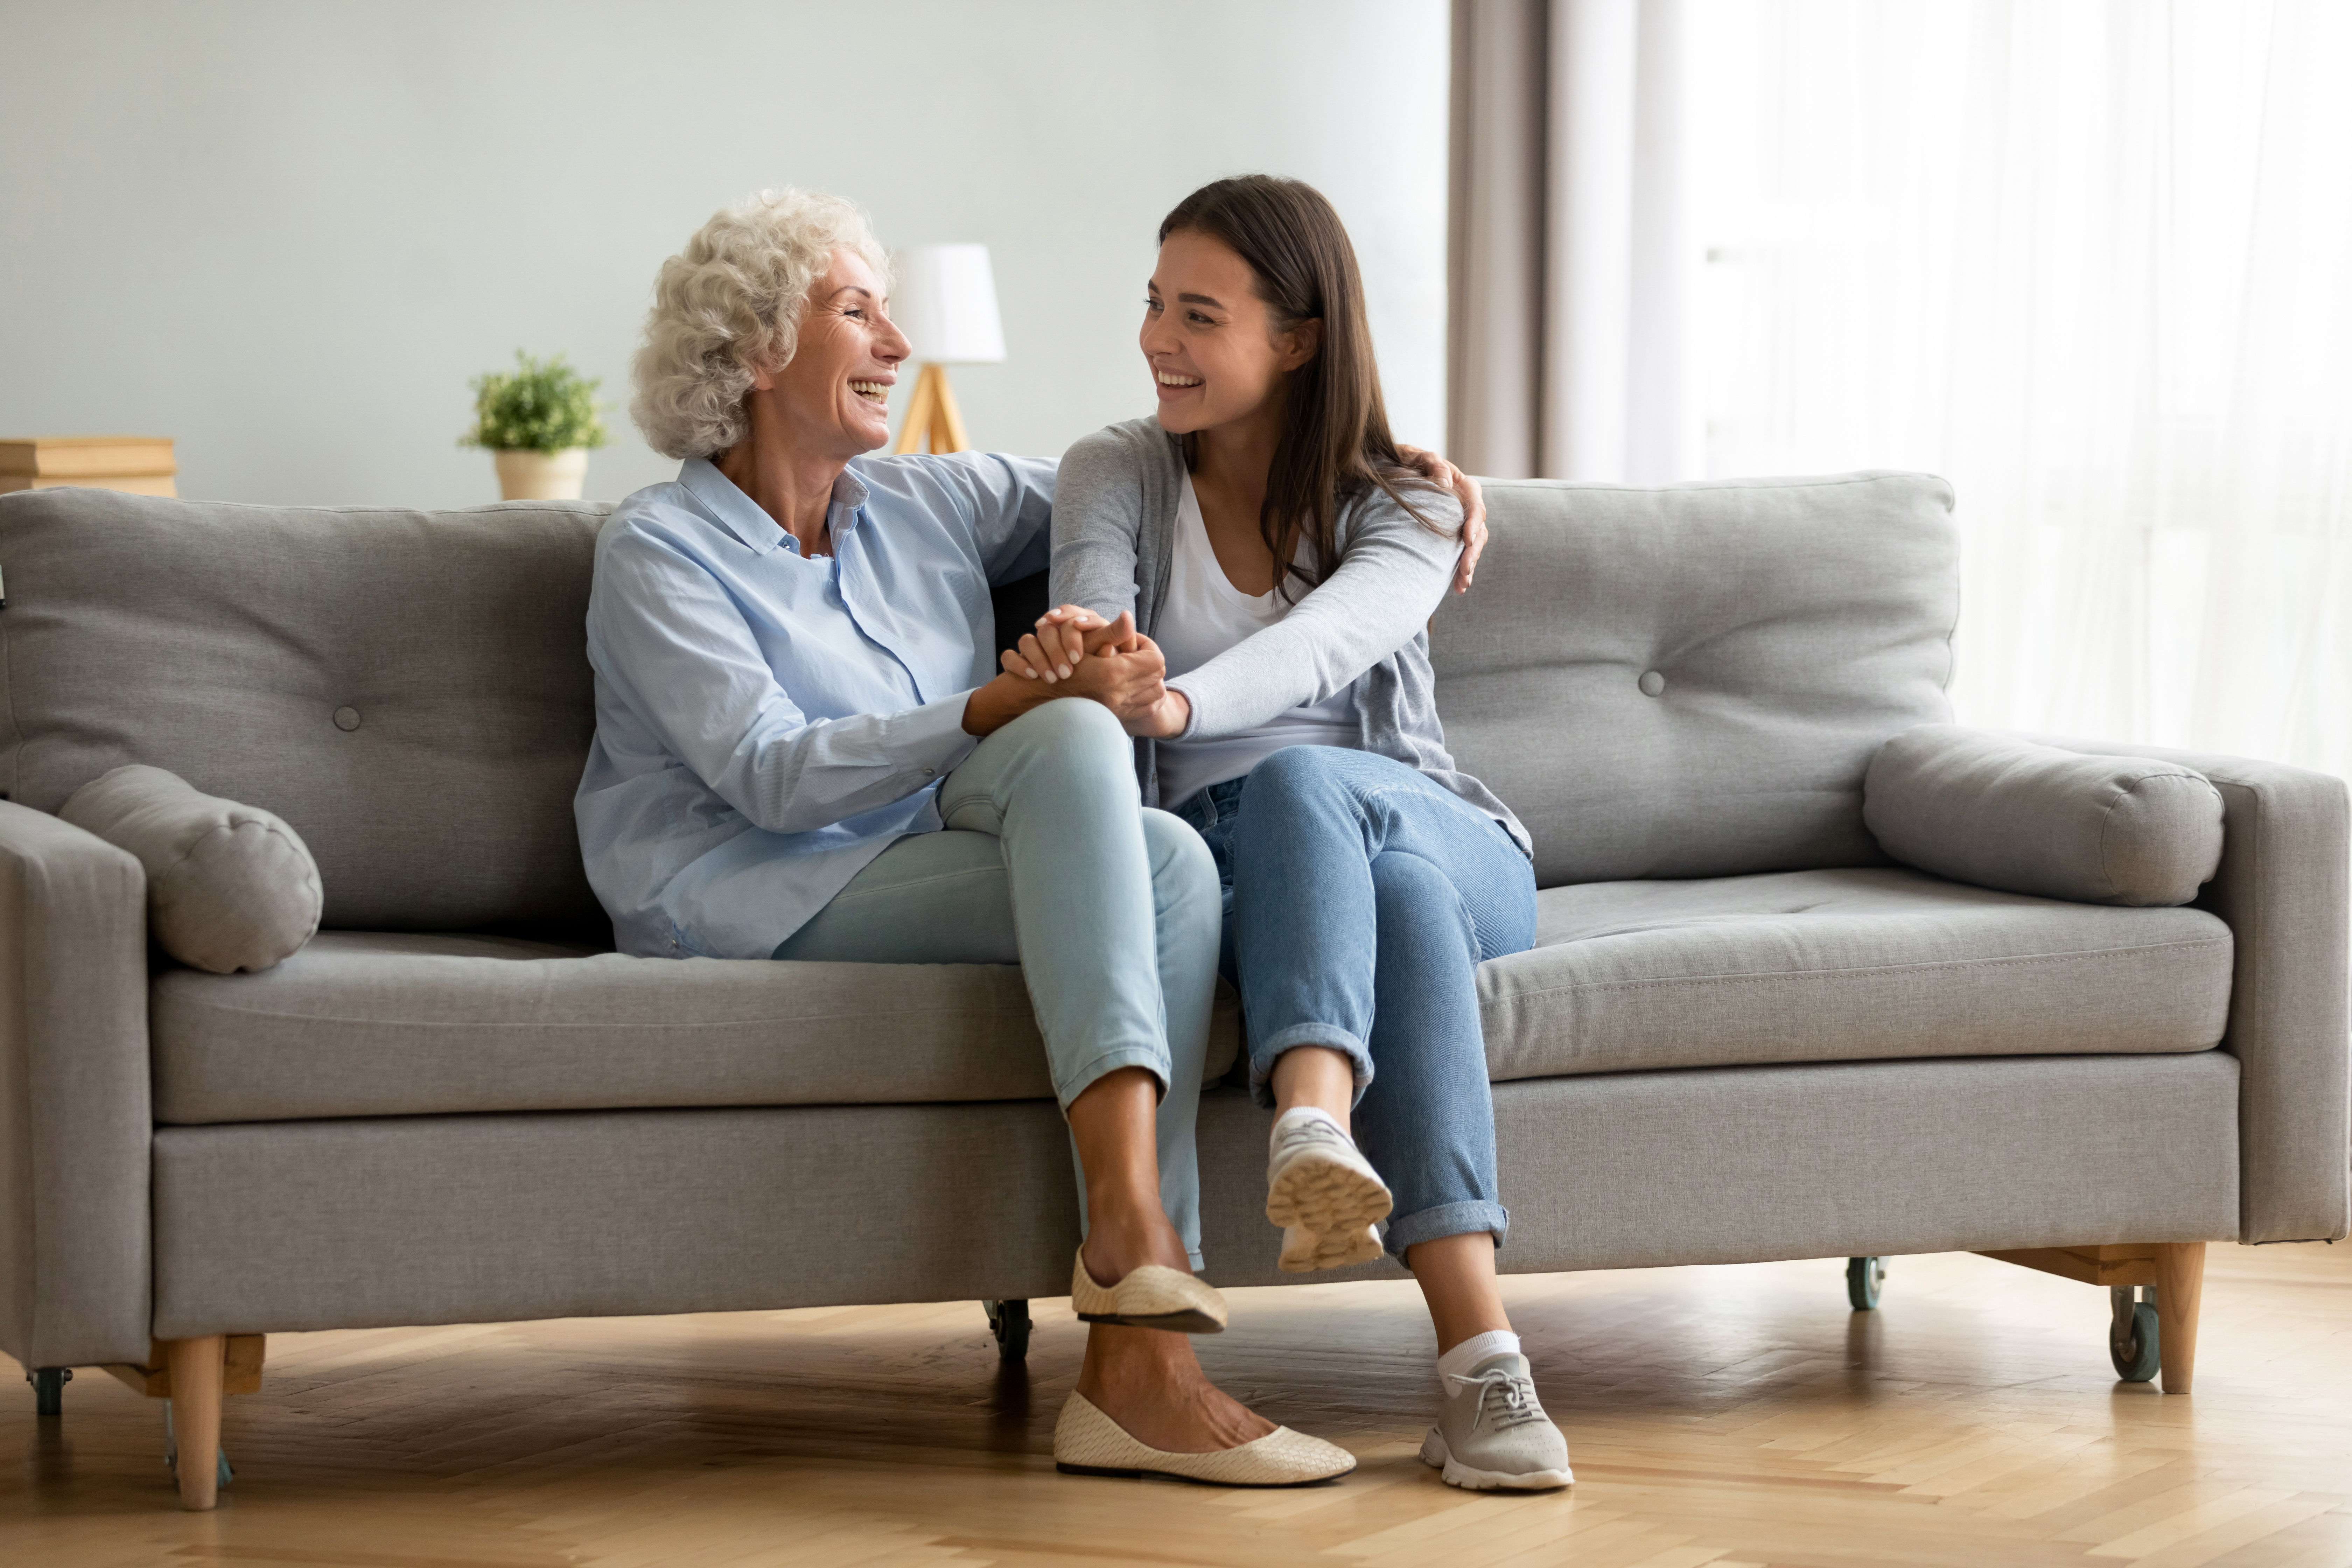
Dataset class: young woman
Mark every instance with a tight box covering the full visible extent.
[1015,175,1574,1492]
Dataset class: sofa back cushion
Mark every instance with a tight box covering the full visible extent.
[1429,472,1958,887]
[2,472,1960,927]
[0,488,608,934]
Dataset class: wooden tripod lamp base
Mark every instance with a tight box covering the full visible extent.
[893,363,971,455]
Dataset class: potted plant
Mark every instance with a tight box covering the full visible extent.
[459,350,611,500]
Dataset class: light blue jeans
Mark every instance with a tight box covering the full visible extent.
[1176,745,1536,1259]
[775,699,1222,1266]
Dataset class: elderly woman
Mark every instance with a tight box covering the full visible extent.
[576,188,1310,1486]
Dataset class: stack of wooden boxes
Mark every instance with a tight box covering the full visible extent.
[0,436,176,497]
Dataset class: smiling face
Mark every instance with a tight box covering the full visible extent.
[1141,228,1319,437]
[749,247,910,460]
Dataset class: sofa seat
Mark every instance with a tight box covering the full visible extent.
[155,869,2234,1127]
[1480,867,2233,1082]
[154,932,1242,1125]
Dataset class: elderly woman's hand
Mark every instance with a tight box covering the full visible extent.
[1396,445,1488,594]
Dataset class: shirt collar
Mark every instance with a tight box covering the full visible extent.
[678,457,871,557]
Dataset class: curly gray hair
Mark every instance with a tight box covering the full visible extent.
[630,188,892,460]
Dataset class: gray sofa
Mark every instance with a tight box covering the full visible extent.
[2,472,2344,1510]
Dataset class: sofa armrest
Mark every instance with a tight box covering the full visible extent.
[2030,734,2348,1244]
[0,801,153,1367]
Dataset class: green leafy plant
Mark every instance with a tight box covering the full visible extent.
[459,351,611,453]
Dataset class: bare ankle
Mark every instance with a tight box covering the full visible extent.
[1074,1326,1275,1450]
[1080,1210,1191,1282]
[1268,1045,1356,1133]
[1079,1324,1191,1394]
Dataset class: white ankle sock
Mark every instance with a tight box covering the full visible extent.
[1437,1329,1522,1381]
[1270,1106,1347,1147]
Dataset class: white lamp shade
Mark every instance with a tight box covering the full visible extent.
[890,243,1006,364]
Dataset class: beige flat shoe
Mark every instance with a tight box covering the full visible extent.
[1054,1391,1357,1487]
[1070,1247,1228,1334]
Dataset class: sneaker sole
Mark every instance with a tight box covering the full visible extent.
[1278,1224,1384,1274]
[1266,1148,1393,1238]
[1419,1430,1574,1492]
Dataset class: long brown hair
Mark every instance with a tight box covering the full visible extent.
[1159,175,1451,601]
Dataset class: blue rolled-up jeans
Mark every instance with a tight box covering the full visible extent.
[774,698,1222,1267]
[1175,745,1536,1259]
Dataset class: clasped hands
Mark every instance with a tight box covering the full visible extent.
[1003,607,1189,738]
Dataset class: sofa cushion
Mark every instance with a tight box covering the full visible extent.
[1864,725,2225,906]
[0,488,606,934]
[1429,472,1958,887]
[151,932,1242,1124]
[1478,867,2232,1082]
[60,764,323,973]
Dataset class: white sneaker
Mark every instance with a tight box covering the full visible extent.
[1418,1353,1573,1491]
[1265,1113,1392,1273]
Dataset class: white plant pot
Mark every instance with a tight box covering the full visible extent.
[494,448,589,501]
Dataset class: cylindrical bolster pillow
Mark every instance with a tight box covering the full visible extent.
[1864,725,2224,907]
[59,764,323,973]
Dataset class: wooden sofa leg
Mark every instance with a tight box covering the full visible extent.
[163,1336,225,1510]
[2156,1242,2206,1394]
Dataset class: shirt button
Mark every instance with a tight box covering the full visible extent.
[922,767,937,778]
[333,706,362,731]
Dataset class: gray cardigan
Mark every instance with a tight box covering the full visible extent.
[1050,417,1531,855]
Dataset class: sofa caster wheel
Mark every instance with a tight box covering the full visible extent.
[2110,1286,2160,1382]
[984,1298,1031,1362]
[1846,1256,1886,1311]
[28,1366,70,1416]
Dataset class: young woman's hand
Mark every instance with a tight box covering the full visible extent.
[1395,444,1489,594]
[1125,684,1192,740]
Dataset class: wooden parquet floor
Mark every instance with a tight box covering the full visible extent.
[4,1243,2348,1567]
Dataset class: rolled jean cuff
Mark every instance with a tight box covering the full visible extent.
[1054,1044,1170,1115]
[1247,1023,1374,1111]
[1384,1200,1510,1260]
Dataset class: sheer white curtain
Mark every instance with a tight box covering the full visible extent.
[1678,1,2352,772]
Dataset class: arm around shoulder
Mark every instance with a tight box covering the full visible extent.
[1170,482,1461,739]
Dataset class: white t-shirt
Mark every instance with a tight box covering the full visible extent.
[1155,472,1357,807]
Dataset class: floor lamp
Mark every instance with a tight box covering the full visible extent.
[891,244,1006,455]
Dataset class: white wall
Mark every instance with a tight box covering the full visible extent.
[0,0,1450,507]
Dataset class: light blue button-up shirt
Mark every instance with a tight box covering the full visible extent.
[576,453,1054,958]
